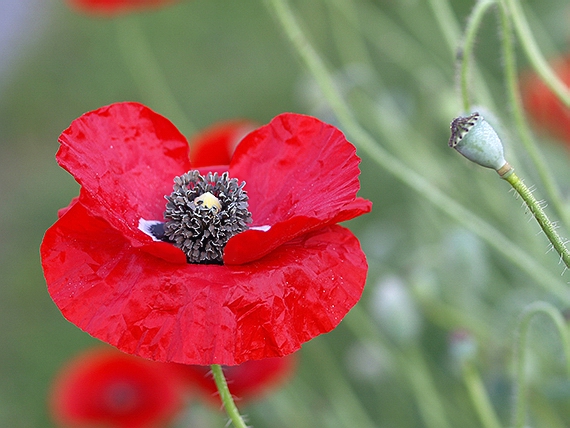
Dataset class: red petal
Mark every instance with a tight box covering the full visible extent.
[41,202,368,366]
[57,102,190,263]
[521,55,570,144]
[225,113,372,264]
[67,0,178,15]
[50,347,182,428]
[178,354,297,405]
[190,119,257,167]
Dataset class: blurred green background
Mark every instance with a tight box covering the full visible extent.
[1,0,570,426]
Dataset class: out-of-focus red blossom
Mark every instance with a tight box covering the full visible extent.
[190,119,258,168]
[66,0,178,15]
[520,54,570,144]
[50,347,183,428]
[178,354,297,405]
[40,102,371,366]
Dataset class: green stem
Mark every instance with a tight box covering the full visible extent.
[503,171,570,270]
[459,0,496,113]
[502,0,570,107]
[210,364,249,428]
[402,345,452,428]
[426,0,462,57]
[264,0,570,303]
[114,17,196,136]
[345,306,453,428]
[417,295,490,341]
[429,0,497,109]
[354,1,449,81]
[512,302,570,428]
[462,362,503,428]
[458,0,570,231]
[497,2,570,229]
[326,0,375,68]
[306,341,378,428]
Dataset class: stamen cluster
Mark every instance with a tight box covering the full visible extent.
[448,112,479,148]
[163,170,251,264]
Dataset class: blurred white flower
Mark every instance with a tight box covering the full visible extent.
[370,275,422,344]
[345,341,393,381]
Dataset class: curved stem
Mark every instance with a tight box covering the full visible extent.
[114,16,196,136]
[503,171,570,270]
[211,364,249,428]
[497,2,570,229]
[512,302,570,428]
[459,0,496,113]
[502,0,570,107]
[264,0,570,303]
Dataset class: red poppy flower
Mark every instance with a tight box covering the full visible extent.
[49,347,183,428]
[520,54,570,144]
[178,354,297,405]
[41,102,371,365]
[66,0,178,15]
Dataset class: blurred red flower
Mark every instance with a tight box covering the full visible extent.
[41,102,371,365]
[66,0,178,15]
[50,347,183,428]
[190,119,257,167]
[178,354,297,405]
[520,54,570,144]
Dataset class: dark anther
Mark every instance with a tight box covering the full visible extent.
[162,170,252,264]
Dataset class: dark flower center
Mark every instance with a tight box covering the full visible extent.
[161,170,251,264]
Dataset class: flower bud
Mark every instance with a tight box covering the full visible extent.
[449,112,508,172]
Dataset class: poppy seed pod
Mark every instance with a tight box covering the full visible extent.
[448,112,508,172]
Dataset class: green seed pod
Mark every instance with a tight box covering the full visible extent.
[448,112,507,171]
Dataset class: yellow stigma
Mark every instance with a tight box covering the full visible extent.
[194,192,222,213]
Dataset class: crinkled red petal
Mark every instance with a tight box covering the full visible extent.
[67,0,178,15]
[225,113,372,264]
[50,347,182,428]
[57,102,190,263]
[178,354,297,405]
[190,119,257,167]
[521,55,570,144]
[41,202,368,365]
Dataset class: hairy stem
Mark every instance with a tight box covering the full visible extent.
[503,171,570,270]
[264,0,570,302]
[459,0,496,112]
[211,364,249,428]
[497,2,570,229]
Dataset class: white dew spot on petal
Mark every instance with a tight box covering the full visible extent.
[249,225,271,232]
[138,218,165,241]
